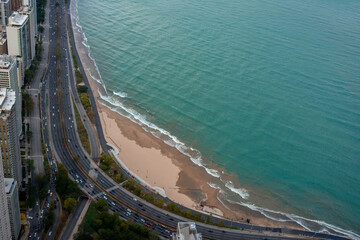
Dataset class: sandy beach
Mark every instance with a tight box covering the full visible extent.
[69,2,305,231]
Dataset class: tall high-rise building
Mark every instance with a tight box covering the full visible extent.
[4,178,21,240]
[0,150,12,240]
[19,6,35,60]
[0,0,12,26]
[22,0,37,35]
[0,88,21,186]
[0,55,21,136]
[11,0,21,11]
[7,11,30,70]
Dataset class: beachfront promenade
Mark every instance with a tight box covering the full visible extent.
[36,0,353,239]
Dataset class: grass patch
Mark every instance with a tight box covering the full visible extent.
[73,102,91,155]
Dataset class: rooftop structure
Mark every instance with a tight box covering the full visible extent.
[0,87,15,112]
[172,222,202,240]
[4,177,14,193]
[0,53,11,68]
[8,11,27,26]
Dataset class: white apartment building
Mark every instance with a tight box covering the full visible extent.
[0,54,21,136]
[7,11,30,70]
[0,150,12,240]
[0,88,21,186]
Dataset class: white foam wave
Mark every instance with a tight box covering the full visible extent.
[207,182,221,190]
[81,41,90,48]
[97,90,222,181]
[227,200,360,240]
[86,68,102,84]
[225,181,249,199]
[205,168,220,178]
[113,91,128,98]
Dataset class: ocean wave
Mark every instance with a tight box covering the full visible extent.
[86,68,102,84]
[97,90,222,181]
[227,200,360,240]
[205,168,220,178]
[113,91,128,98]
[81,41,90,49]
[207,182,221,190]
[225,180,249,199]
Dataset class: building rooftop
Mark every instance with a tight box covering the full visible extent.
[173,222,202,240]
[4,178,16,194]
[0,35,6,45]
[0,88,15,113]
[8,12,28,26]
[0,54,14,68]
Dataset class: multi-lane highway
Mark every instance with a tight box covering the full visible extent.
[33,0,353,239]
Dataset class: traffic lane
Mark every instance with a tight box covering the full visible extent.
[60,197,88,240]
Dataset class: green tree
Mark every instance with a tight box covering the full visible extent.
[26,131,33,138]
[167,202,181,214]
[22,93,34,116]
[44,210,54,230]
[77,85,88,94]
[95,198,108,213]
[155,198,164,208]
[26,159,34,171]
[144,194,154,203]
[64,198,77,213]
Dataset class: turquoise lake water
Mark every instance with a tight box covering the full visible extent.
[74,0,360,237]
